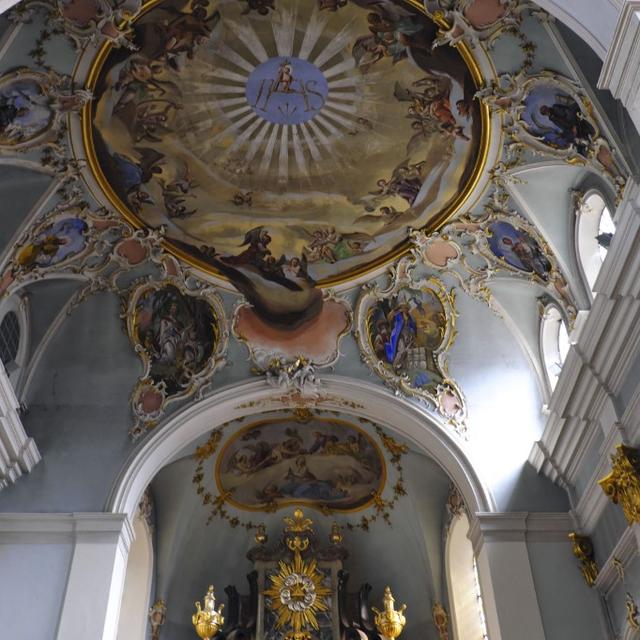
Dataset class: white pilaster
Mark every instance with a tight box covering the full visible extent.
[599,2,640,135]
[0,513,134,640]
[469,513,550,640]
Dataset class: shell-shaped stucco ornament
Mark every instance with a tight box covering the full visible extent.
[124,276,228,439]
[355,258,466,433]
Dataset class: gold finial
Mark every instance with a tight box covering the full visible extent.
[284,508,313,533]
[192,585,225,640]
[372,587,406,640]
[330,522,343,545]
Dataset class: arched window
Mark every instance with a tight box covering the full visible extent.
[0,296,29,393]
[0,311,20,367]
[541,305,570,391]
[446,512,489,640]
[576,191,615,295]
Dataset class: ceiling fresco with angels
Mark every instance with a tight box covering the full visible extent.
[0,0,631,446]
[85,0,485,287]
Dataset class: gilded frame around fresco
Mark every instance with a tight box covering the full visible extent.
[213,415,387,515]
[123,276,228,438]
[78,0,493,288]
[0,67,90,153]
[355,257,466,433]
[477,70,627,196]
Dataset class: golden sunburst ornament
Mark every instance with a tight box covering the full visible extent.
[264,509,332,640]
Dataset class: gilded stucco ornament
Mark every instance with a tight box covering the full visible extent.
[432,601,449,640]
[356,256,466,433]
[262,357,321,398]
[412,188,578,327]
[599,445,640,525]
[124,276,228,439]
[476,70,627,199]
[425,0,532,54]
[0,67,91,153]
[568,533,598,587]
[148,599,167,640]
[11,0,139,50]
[191,410,408,533]
[627,593,640,630]
[0,190,138,299]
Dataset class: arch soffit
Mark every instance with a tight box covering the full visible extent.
[106,376,496,521]
[533,0,621,61]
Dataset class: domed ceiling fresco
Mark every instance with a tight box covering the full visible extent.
[0,0,630,441]
[0,1,637,637]
[83,0,487,305]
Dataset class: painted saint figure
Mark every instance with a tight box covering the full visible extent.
[274,60,294,93]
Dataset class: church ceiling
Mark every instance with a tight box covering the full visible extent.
[0,0,630,442]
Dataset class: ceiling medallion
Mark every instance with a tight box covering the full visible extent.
[81,0,491,290]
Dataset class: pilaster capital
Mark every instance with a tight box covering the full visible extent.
[469,512,574,555]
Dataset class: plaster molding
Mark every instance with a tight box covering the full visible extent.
[593,523,640,594]
[0,512,131,546]
[106,375,496,521]
[469,512,575,554]
[599,2,640,134]
[0,361,40,490]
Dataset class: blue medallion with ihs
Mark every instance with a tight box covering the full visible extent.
[246,56,329,126]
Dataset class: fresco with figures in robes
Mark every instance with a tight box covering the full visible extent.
[86,0,484,328]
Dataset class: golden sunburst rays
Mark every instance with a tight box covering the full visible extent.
[264,552,332,637]
[177,4,382,182]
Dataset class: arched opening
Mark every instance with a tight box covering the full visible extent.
[116,512,154,640]
[576,190,616,296]
[106,378,496,639]
[446,511,489,640]
[540,305,570,392]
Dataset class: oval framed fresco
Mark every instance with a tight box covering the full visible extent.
[81,0,490,287]
[214,416,386,513]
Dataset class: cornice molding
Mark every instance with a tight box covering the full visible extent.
[599,1,640,133]
[0,513,132,547]
[593,522,640,594]
[469,512,575,554]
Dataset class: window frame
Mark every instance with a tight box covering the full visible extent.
[0,294,30,394]
[539,303,570,394]
[574,187,616,300]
